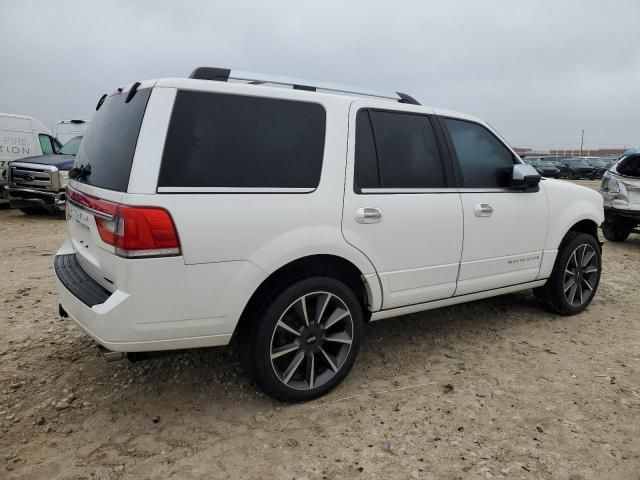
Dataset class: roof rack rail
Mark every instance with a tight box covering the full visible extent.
[188,67,420,105]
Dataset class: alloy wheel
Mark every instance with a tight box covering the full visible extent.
[563,243,599,307]
[269,291,354,391]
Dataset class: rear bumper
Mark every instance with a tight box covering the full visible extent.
[6,186,66,211]
[54,240,267,352]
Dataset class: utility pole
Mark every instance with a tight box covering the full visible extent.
[580,129,584,156]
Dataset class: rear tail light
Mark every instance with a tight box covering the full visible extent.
[67,186,180,258]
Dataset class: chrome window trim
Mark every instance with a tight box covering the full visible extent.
[458,188,512,193]
[359,188,458,194]
[157,186,316,194]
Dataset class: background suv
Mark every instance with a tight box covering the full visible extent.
[55,68,604,402]
[601,147,640,241]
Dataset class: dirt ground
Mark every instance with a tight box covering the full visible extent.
[1,180,639,480]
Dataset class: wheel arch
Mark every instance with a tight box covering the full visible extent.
[566,218,600,245]
[234,254,376,340]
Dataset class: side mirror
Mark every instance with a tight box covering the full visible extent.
[510,163,541,190]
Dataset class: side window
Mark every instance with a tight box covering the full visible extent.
[354,109,445,190]
[159,91,326,189]
[354,110,379,189]
[443,118,515,188]
[38,134,55,155]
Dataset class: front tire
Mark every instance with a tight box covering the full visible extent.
[535,232,601,315]
[601,220,631,242]
[244,277,363,402]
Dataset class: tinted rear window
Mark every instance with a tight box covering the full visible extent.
[73,88,151,191]
[158,91,326,189]
[354,109,445,190]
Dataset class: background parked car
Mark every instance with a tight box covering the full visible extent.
[558,158,598,179]
[530,159,561,178]
[6,135,81,214]
[579,157,607,178]
[600,147,640,242]
[543,158,570,178]
[584,158,609,178]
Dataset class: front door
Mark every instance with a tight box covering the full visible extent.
[438,116,548,296]
[341,102,463,309]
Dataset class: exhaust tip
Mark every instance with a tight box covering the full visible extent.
[98,345,127,362]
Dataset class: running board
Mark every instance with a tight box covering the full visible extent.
[370,280,547,321]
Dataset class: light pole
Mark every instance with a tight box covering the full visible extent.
[580,129,584,156]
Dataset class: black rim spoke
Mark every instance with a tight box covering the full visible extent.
[270,291,353,391]
[282,351,305,384]
[306,353,315,389]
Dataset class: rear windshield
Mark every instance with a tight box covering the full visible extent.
[73,88,151,191]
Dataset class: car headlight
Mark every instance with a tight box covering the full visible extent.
[59,170,70,187]
[607,178,621,194]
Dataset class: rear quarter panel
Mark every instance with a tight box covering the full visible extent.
[124,83,383,311]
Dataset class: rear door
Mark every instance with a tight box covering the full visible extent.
[438,116,548,296]
[342,102,463,309]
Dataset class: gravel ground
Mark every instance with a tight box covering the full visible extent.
[1,180,639,480]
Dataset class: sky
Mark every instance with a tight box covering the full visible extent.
[1,0,639,151]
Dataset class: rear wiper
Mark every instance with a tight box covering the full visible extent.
[69,163,91,180]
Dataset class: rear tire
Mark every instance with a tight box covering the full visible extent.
[534,232,601,315]
[243,276,363,402]
[601,220,631,242]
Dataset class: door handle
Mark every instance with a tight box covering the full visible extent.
[474,203,493,217]
[355,207,382,224]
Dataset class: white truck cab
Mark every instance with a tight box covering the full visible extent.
[0,113,59,201]
[55,68,604,402]
[55,116,91,144]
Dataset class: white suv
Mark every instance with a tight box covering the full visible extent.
[56,67,604,402]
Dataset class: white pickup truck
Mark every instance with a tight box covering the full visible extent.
[1,113,59,202]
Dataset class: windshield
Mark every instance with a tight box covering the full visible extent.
[538,161,555,167]
[59,136,83,155]
[615,154,640,178]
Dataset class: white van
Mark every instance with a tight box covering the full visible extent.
[55,116,91,144]
[0,113,59,200]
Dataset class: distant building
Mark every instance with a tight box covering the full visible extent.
[515,147,626,157]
